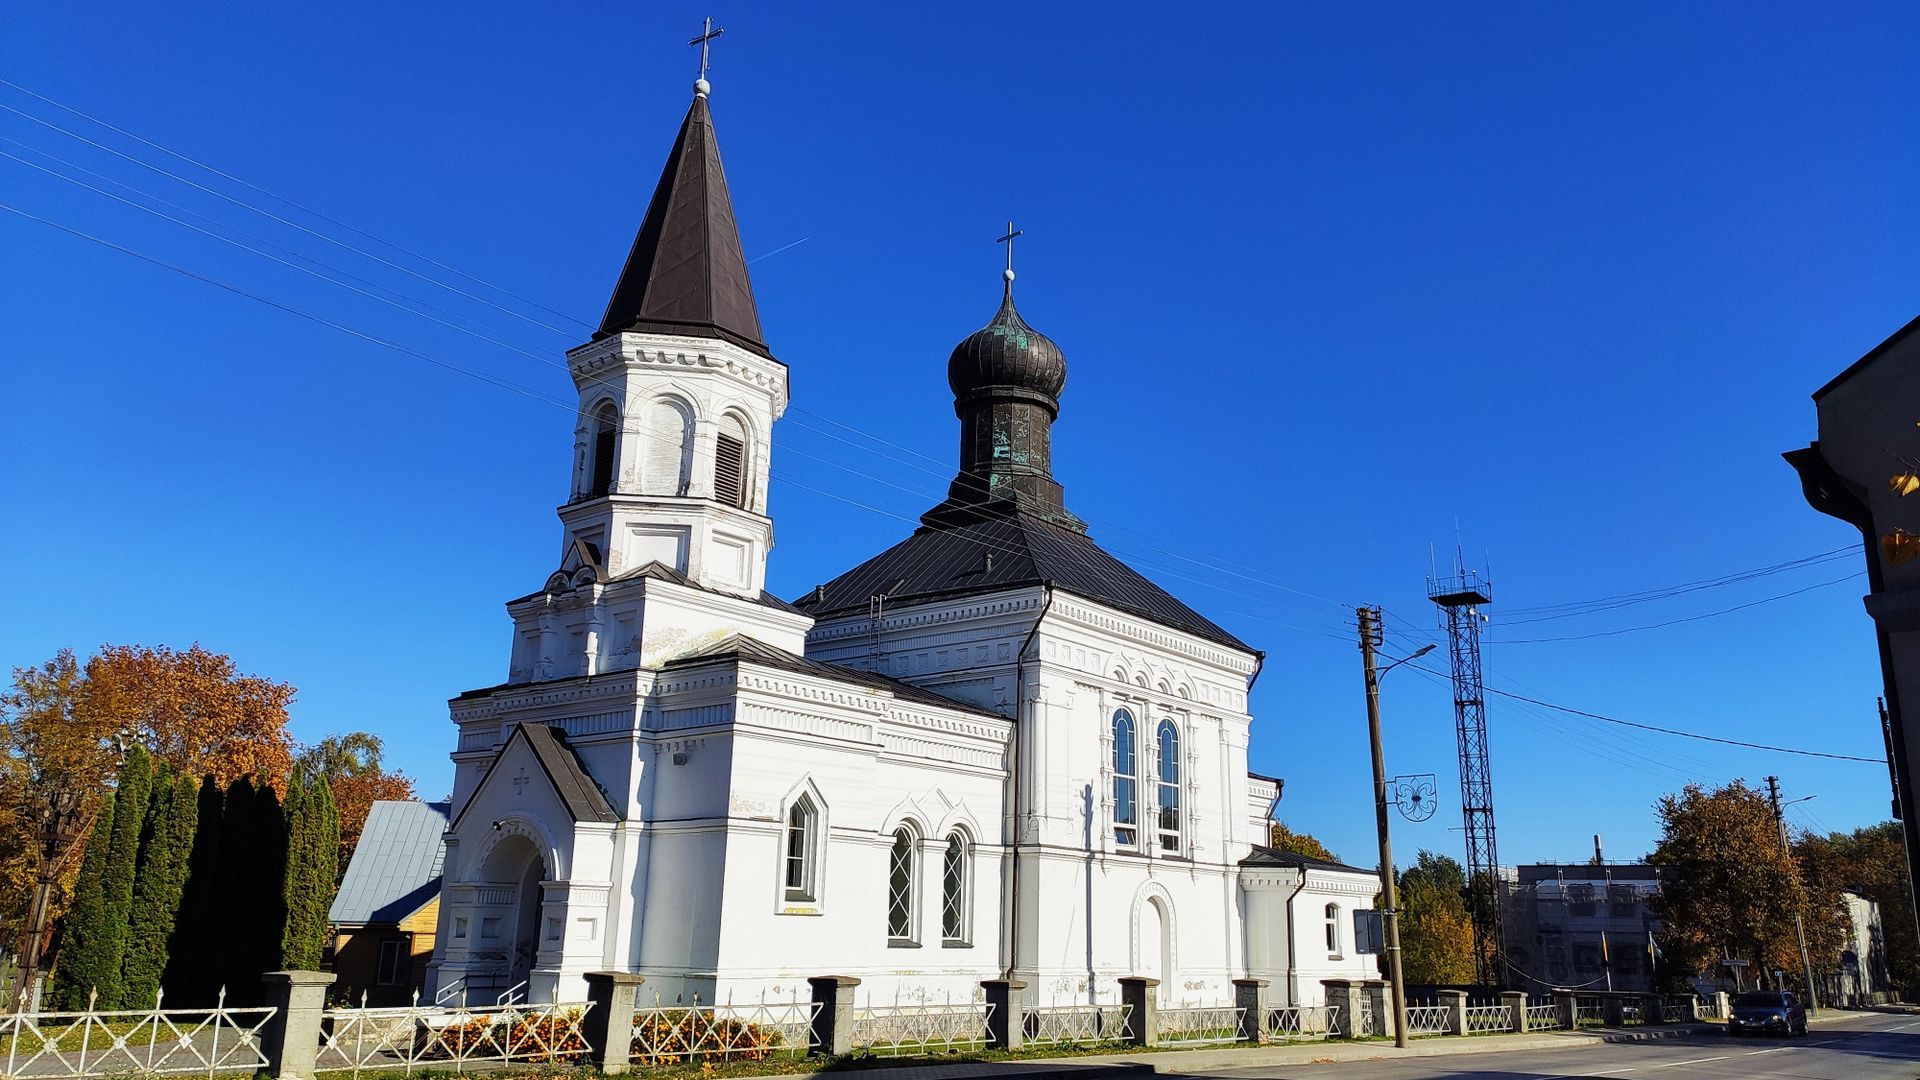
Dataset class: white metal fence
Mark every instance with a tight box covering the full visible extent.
[1155,1005,1242,1046]
[1404,1004,1451,1036]
[630,998,819,1064]
[849,1002,991,1056]
[1464,1004,1511,1034]
[0,991,272,1079]
[1022,1004,1130,1045]
[1266,1004,1338,1039]
[1525,1002,1564,1030]
[316,999,592,1075]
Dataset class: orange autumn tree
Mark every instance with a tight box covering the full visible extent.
[294,733,417,875]
[84,645,296,792]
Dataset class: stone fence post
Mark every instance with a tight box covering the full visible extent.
[1362,980,1395,1041]
[982,979,1026,1051]
[1321,979,1360,1038]
[1642,993,1665,1025]
[1233,979,1270,1043]
[1603,993,1625,1027]
[1714,990,1730,1019]
[808,976,861,1056]
[1118,977,1158,1046]
[1502,990,1528,1032]
[1555,989,1578,1030]
[260,971,334,1080]
[582,972,645,1074]
[1676,993,1698,1022]
[1437,990,1468,1035]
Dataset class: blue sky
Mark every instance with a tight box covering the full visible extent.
[3,2,1916,868]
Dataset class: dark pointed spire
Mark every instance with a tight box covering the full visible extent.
[595,87,769,357]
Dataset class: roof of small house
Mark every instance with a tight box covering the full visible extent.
[329,800,452,926]
[1240,844,1376,877]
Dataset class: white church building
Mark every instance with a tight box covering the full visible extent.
[424,73,1379,1011]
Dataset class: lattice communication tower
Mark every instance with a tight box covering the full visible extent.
[1429,568,1502,987]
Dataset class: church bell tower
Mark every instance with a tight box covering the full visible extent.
[503,74,808,684]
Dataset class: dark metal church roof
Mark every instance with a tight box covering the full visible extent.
[791,507,1255,654]
[595,91,770,358]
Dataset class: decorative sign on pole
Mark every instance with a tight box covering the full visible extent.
[1390,774,1438,822]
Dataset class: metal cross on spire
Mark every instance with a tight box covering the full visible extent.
[996,221,1023,283]
[690,17,725,91]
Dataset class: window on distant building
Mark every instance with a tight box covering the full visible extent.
[1156,719,1181,853]
[1112,710,1138,847]
[887,826,918,944]
[376,936,408,986]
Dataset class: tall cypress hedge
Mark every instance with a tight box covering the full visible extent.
[50,792,115,1009]
[281,775,341,971]
[122,768,198,1007]
[164,777,225,1005]
[93,745,153,1009]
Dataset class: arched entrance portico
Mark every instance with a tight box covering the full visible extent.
[477,831,548,1001]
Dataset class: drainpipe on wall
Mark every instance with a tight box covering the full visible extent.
[1005,586,1054,982]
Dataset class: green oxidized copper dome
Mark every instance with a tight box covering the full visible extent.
[947,283,1067,405]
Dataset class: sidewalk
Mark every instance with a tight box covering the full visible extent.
[762,1021,1736,1080]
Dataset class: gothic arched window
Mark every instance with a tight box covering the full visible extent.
[886,826,917,944]
[1156,719,1181,853]
[783,795,818,902]
[714,413,749,508]
[940,832,968,945]
[1112,710,1137,847]
[589,402,619,497]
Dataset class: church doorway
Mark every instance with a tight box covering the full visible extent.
[509,853,545,990]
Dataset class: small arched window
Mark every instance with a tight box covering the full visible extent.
[1111,710,1137,847]
[783,796,818,902]
[940,832,968,945]
[1156,719,1181,853]
[1325,903,1341,954]
[886,827,917,943]
[589,402,619,497]
[714,413,749,509]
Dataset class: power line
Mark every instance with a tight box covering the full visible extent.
[1499,548,1856,624]
[1404,664,1884,764]
[1495,572,1864,644]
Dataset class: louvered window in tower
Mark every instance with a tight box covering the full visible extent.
[589,403,619,497]
[714,414,748,508]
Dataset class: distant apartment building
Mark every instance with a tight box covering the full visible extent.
[1502,860,1662,993]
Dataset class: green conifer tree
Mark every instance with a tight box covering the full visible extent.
[122,767,199,1007]
[163,777,224,1005]
[49,792,115,1009]
[280,776,342,971]
[93,744,153,1008]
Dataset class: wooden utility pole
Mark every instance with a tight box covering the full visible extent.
[1765,775,1819,1014]
[1359,606,1409,1048]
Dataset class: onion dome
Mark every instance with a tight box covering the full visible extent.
[947,281,1067,407]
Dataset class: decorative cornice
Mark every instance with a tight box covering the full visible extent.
[566,333,789,415]
[1049,595,1256,676]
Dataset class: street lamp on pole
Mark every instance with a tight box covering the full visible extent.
[1358,605,1432,1048]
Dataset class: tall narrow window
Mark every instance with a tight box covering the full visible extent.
[1112,710,1137,847]
[940,833,968,945]
[886,827,916,943]
[714,414,748,508]
[1156,719,1181,853]
[784,797,817,902]
[1325,903,1341,954]
[589,403,618,497]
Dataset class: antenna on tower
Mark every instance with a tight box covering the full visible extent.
[1429,549,1503,988]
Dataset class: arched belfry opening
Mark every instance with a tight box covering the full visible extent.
[589,403,619,497]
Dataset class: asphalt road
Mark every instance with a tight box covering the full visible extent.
[1187,1011,1920,1079]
